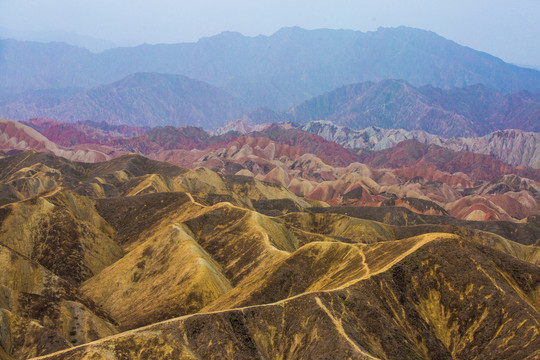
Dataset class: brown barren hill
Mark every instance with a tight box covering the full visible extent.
[32,236,540,360]
[0,150,536,360]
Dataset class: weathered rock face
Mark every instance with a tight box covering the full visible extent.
[304,120,540,169]
[0,189,122,284]
[303,120,444,151]
[0,118,120,163]
[0,151,538,359]
[0,203,119,359]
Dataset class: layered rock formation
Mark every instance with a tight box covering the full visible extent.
[303,120,540,169]
[2,119,539,223]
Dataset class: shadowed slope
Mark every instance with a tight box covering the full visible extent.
[0,189,122,284]
[309,206,540,245]
[0,244,117,359]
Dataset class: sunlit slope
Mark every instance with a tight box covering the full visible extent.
[81,201,302,329]
[80,223,233,330]
[179,166,312,211]
[204,233,454,312]
[82,193,540,333]
[33,237,540,360]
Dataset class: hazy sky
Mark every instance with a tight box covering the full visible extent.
[1,0,539,66]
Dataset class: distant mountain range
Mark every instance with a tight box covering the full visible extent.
[1,76,538,136]
[1,26,540,109]
[0,73,247,128]
[287,79,540,137]
[0,27,117,52]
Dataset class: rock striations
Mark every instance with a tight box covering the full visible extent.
[1,119,539,223]
[303,120,540,169]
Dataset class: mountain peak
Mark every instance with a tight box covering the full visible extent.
[199,30,246,42]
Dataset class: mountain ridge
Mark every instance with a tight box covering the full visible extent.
[286,79,540,137]
[0,73,247,128]
[2,27,540,110]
